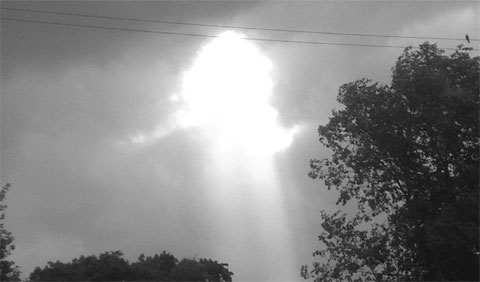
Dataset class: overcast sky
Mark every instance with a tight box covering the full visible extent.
[1,1,479,281]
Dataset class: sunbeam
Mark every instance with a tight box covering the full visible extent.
[176,31,299,279]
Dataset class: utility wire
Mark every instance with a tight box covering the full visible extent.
[2,6,478,42]
[1,17,465,51]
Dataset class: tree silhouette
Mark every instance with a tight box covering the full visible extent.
[29,250,233,281]
[0,183,21,281]
[303,43,479,281]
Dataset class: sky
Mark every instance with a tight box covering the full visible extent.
[1,1,479,281]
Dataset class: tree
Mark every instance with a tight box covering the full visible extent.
[0,183,21,281]
[170,258,233,282]
[302,43,479,281]
[131,251,178,280]
[29,250,233,281]
[29,251,135,281]
[199,258,233,282]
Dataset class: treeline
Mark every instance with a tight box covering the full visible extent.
[29,250,233,281]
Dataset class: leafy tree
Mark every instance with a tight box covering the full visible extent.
[170,259,206,281]
[170,258,233,282]
[199,258,233,282]
[131,251,178,280]
[0,183,21,281]
[29,251,135,281]
[29,250,233,281]
[302,43,479,281]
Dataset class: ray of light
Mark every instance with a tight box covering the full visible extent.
[177,31,299,280]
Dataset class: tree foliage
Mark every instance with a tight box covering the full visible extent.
[0,183,21,281]
[29,250,233,281]
[302,43,479,281]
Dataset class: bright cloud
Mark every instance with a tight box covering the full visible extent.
[176,31,297,156]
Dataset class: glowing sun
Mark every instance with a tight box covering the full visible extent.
[176,31,296,156]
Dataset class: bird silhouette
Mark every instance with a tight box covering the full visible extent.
[466,34,470,43]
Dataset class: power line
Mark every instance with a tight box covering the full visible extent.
[1,17,219,39]
[1,17,465,51]
[2,6,478,42]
